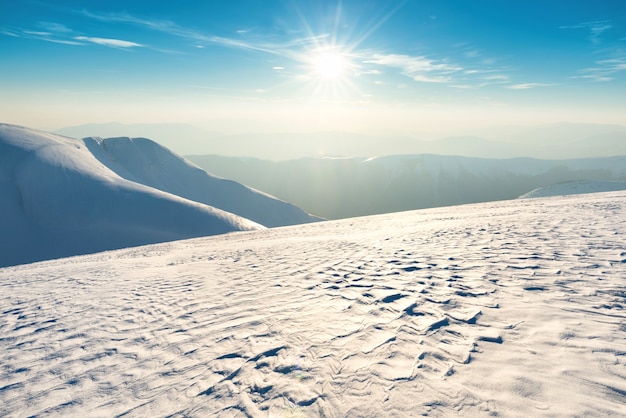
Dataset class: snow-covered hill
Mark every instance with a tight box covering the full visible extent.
[0,124,268,267]
[1,191,625,416]
[518,179,626,198]
[83,136,322,227]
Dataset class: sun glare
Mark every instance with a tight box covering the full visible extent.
[300,46,359,99]
[311,50,348,80]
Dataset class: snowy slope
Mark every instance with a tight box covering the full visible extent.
[1,191,626,417]
[518,179,626,198]
[83,136,322,227]
[0,123,264,267]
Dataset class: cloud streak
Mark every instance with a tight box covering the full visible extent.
[364,53,462,83]
[507,83,555,90]
[0,21,142,49]
[560,20,612,45]
[38,22,73,33]
[574,57,626,82]
[80,10,322,57]
[0,26,84,45]
[74,36,142,48]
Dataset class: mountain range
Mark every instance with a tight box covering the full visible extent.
[5,122,626,267]
[55,121,626,160]
[187,154,626,219]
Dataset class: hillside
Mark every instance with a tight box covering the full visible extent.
[0,124,266,267]
[1,191,625,416]
[83,136,322,227]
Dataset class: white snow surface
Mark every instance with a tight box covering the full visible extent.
[519,179,626,198]
[1,191,626,417]
[0,123,265,267]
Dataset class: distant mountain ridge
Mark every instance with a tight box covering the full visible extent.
[56,121,626,160]
[188,154,626,219]
[0,124,318,267]
[519,180,626,199]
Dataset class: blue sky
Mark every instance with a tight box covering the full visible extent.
[1,0,625,134]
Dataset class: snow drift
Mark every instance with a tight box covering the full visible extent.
[0,123,266,267]
[1,191,625,416]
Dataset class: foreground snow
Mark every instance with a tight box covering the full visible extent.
[1,191,626,416]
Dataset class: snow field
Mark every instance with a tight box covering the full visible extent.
[1,191,625,416]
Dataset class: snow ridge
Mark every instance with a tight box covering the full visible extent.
[83,136,322,227]
[0,123,266,267]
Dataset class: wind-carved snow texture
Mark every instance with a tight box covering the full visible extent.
[1,192,626,416]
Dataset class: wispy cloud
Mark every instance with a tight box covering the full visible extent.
[38,22,72,33]
[23,30,52,37]
[560,20,612,45]
[483,74,510,82]
[80,10,310,56]
[507,83,555,90]
[451,83,487,90]
[0,26,84,45]
[450,71,511,90]
[560,20,626,82]
[363,53,462,83]
[574,57,626,82]
[74,36,142,48]
[0,21,142,49]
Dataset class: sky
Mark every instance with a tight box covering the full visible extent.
[1,0,626,135]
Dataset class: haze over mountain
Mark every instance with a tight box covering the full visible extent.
[519,180,626,199]
[0,124,318,268]
[56,122,626,160]
[188,154,626,220]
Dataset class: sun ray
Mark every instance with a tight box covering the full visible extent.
[266,1,405,101]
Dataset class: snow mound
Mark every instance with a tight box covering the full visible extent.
[0,123,264,267]
[519,179,626,198]
[1,191,625,416]
[83,136,322,227]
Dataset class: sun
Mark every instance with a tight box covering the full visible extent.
[311,50,349,80]
[301,47,358,99]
